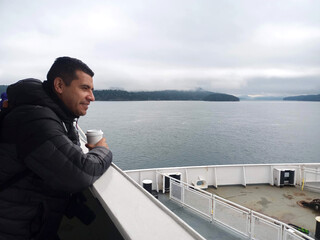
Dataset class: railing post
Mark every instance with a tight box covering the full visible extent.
[181,181,185,207]
[281,224,287,240]
[246,211,250,237]
[211,194,215,223]
[210,194,215,223]
[156,171,159,193]
[249,210,254,240]
[162,174,165,194]
[169,178,172,199]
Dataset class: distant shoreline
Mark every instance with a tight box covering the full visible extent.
[93,89,240,102]
[1,84,319,101]
[283,94,320,101]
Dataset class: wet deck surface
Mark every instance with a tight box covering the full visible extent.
[207,184,320,234]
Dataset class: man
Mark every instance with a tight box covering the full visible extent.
[0,57,112,240]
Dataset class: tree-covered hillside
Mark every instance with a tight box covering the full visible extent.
[283,94,320,101]
[203,93,239,101]
[93,89,239,101]
[0,85,240,102]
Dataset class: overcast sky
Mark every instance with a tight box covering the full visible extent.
[0,0,319,96]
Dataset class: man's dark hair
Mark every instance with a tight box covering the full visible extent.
[47,56,94,86]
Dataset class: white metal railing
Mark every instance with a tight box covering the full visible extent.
[283,228,306,240]
[251,212,282,240]
[214,197,249,237]
[171,180,212,220]
[126,163,320,193]
[167,175,314,240]
[302,167,320,191]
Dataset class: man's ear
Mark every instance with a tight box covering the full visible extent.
[53,77,65,94]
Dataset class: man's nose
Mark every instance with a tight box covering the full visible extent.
[89,91,95,102]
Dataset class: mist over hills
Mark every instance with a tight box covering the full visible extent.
[240,93,320,101]
[283,94,320,101]
[239,96,284,101]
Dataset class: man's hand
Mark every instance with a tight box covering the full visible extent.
[85,137,109,150]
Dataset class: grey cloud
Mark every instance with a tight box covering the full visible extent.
[0,0,319,96]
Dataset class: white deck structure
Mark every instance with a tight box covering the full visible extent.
[89,162,320,240]
[124,163,320,192]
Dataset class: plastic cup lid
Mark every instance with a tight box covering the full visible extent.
[86,129,103,135]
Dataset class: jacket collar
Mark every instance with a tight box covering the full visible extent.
[42,80,78,122]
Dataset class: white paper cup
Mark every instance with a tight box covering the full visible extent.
[86,129,103,145]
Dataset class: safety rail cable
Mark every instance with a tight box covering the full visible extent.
[164,175,314,240]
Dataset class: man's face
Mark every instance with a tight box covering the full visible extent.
[58,70,95,116]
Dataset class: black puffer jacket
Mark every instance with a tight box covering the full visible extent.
[0,79,112,240]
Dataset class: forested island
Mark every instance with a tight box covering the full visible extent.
[0,84,239,101]
[93,89,239,101]
[283,94,320,101]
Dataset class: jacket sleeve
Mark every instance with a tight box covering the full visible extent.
[15,106,112,193]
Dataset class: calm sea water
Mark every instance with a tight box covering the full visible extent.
[78,101,320,170]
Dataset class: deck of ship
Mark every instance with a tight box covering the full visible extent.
[206,184,319,234]
[58,159,320,239]
[156,184,319,239]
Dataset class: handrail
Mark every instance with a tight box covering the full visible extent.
[125,163,320,173]
[167,176,315,240]
[160,173,251,212]
[91,163,206,240]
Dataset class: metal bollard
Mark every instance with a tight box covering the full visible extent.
[142,179,152,194]
[316,216,320,240]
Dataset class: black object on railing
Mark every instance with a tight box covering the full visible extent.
[288,223,309,235]
[142,179,152,194]
[316,216,320,240]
